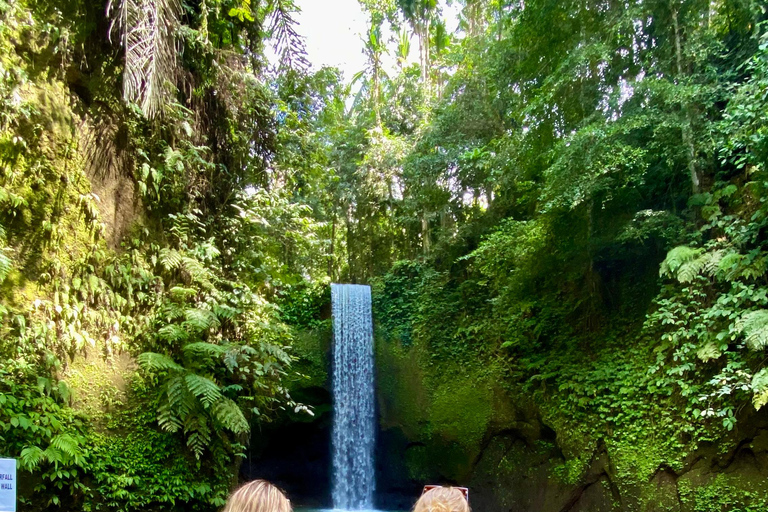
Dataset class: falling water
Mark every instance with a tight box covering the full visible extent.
[331,284,376,510]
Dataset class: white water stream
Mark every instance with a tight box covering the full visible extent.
[331,284,376,510]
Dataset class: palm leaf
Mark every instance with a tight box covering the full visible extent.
[107,0,182,117]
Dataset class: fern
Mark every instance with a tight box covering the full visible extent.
[660,246,703,278]
[184,373,221,407]
[752,368,768,410]
[737,310,768,350]
[157,324,188,343]
[0,246,11,284]
[183,308,220,333]
[49,433,85,465]
[158,400,183,433]
[183,414,212,459]
[138,352,184,372]
[182,342,227,360]
[159,248,183,270]
[180,256,214,289]
[212,398,249,434]
[169,286,198,300]
[19,446,45,470]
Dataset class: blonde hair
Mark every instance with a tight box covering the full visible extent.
[413,487,470,512]
[223,479,292,512]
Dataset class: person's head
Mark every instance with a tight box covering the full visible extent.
[413,486,470,512]
[223,479,292,512]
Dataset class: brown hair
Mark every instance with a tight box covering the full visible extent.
[223,479,292,512]
[413,486,470,512]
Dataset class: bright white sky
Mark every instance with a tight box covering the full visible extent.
[292,0,461,81]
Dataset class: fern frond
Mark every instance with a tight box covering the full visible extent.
[213,304,239,320]
[180,256,215,289]
[138,352,184,372]
[165,374,194,419]
[184,373,221,407]
[183,308,220,333]
[182,342,227,360]
[183,414,211,459]
[158,400,182,432]
[737,310,768,350]
[169,286,198,300]
[660,246,703,278]
[212,398,250,434]
[159,248,183,271]
[0,247,12,284]
[157,324,188,343]
[678,252,714,283]
[702,250,725,276]
[718,252,744,280]
[19,446,45,470]
[50,433,84,464]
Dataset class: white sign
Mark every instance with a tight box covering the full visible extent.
[0,459,15,512]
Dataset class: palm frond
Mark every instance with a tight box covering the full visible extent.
[266,0,308,70]
[107,0,182,117]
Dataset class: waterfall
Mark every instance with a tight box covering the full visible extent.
[331,284,376,511]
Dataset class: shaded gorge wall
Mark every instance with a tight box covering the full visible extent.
[248,287,768,512]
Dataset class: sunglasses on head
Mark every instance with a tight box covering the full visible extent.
[422,485,469,501]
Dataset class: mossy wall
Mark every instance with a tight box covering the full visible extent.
[374,332,768,512]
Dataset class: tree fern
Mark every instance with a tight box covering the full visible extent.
[737,310,768,350]
[182,342,227,360]
[660,246,704,278]
[212,398,249,434]
[159,247,183,271]
[138,352,183,371]
[183,414,212,459]
[184,373,221,407]
[183,308,220,333]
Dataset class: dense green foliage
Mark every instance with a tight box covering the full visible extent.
[0,0,320,508]
[2,0,768,509]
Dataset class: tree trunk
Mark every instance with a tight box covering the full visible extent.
[671,4,700,193]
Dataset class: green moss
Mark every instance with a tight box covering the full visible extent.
[678,474,768,512]
[289,323,331,390]
[376,337,431,438]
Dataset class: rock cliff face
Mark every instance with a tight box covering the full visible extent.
[374,334,768,512]
[274,323,768,512]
